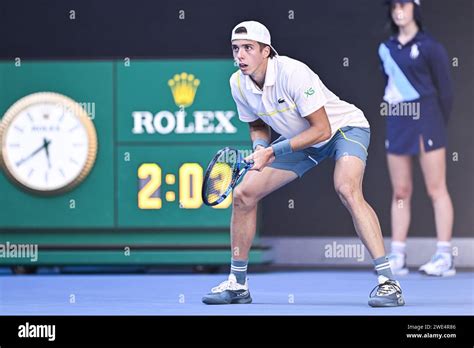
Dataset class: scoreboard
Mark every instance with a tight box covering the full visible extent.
[0,60,270,266]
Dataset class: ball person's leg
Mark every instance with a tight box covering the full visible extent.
[418,143,453,243]
[387,154,413,243]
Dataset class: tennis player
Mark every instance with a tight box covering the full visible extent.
[202,21,404,307]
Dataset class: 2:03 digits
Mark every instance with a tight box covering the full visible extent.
[137,163,232,210]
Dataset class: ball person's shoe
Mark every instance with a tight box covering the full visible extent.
[419,253,456,277]
[388,252,409,276]
[202,274,252,305]
[368,275,405,307]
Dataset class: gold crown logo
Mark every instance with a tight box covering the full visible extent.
[168,72,200,108]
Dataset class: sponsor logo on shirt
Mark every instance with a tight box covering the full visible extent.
[304,87,315,98]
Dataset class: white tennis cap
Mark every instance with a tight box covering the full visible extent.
[231,21,278,56]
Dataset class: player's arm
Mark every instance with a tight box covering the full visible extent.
[267,66,333,159]
[249,118,271,151]
[248,107,330,171]
[278,106,331,153]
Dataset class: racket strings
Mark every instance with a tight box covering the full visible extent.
[204,149,239,204]
[208,163,233,195]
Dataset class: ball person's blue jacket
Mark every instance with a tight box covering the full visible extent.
[378,31,454,154]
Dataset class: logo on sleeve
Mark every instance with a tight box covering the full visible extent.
[277,97,285,104]
[304,87,315,98]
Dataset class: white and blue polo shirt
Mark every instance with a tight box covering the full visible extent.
[230,55,370,148]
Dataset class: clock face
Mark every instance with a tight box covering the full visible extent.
[0,92,97,195]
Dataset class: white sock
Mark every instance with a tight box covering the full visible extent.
[391,241,406,255]
[436,241,452,256]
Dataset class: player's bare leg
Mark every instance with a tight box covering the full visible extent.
[202,166,297,304]
[333,155,404,307]
[333,156,385,259]
[230,167,297,260]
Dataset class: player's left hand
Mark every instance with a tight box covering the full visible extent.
[245,147,275,172]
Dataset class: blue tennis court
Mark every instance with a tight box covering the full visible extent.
[1,270,472,315]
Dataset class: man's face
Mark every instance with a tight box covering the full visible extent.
[391,2,415,27]
[231,39,267,75]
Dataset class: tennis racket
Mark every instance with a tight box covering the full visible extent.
[201,147,254,206]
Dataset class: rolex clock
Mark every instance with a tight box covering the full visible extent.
[0,92,98,195]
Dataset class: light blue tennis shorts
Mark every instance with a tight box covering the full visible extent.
[269,126,370,177]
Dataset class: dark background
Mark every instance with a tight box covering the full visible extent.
[1,0,472,237]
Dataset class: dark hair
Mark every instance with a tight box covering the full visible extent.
[387,3,424,34]
[233,26,276,58]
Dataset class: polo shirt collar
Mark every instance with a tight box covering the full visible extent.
[264,57,276,87]
[389,30,424,46]
[244,57,277,94]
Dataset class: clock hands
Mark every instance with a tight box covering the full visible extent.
[43,137,52,169]
[16,138,52,167]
